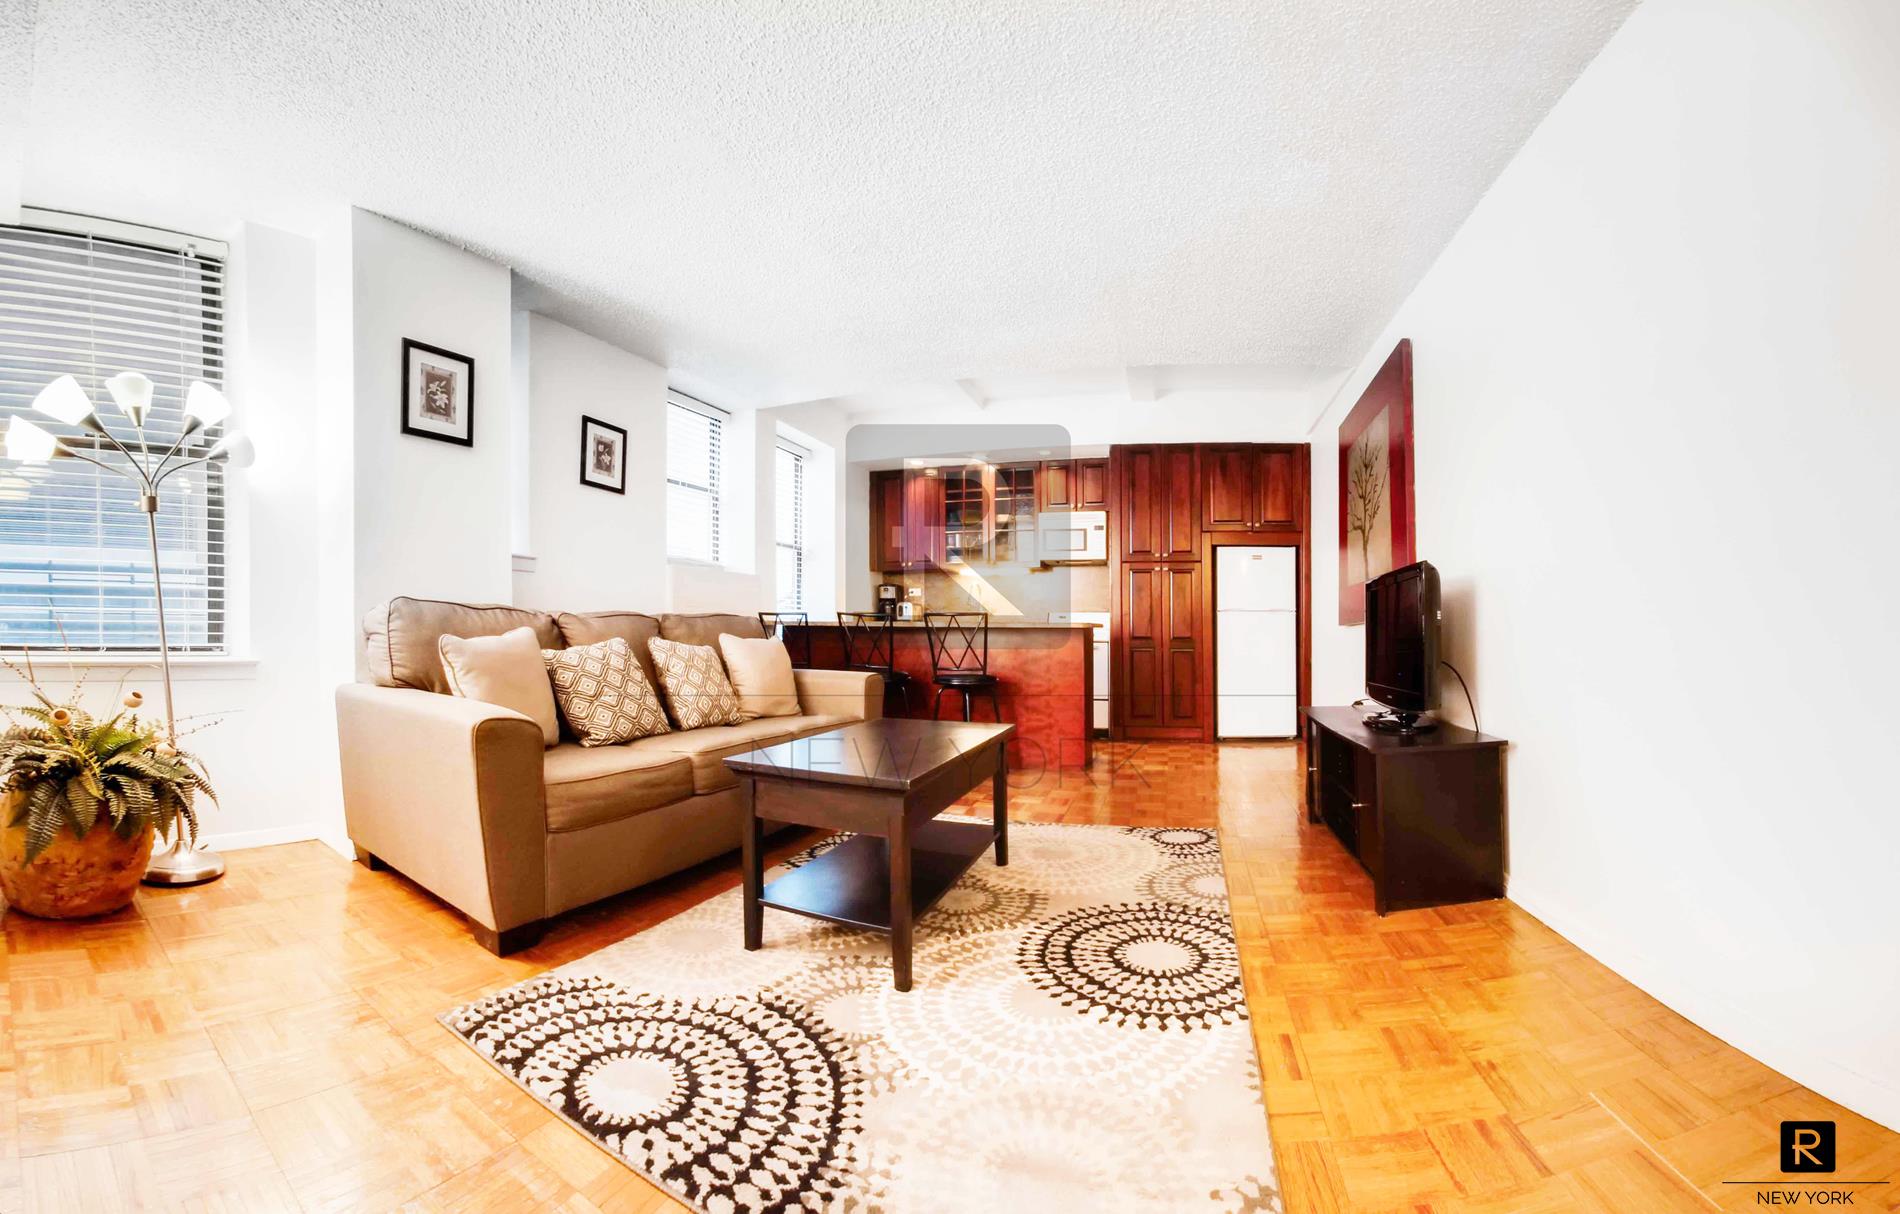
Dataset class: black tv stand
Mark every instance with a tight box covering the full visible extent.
[1301,706,1506,915]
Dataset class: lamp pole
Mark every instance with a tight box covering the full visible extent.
[142,495,177,743]
[5,373,254,886]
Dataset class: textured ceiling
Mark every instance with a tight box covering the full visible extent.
[17,0,1633,406]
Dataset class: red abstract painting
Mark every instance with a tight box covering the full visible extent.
[1338,339,1416,625]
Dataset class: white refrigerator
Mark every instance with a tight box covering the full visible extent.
[1215,546,1298,738]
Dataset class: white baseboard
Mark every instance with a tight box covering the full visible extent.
[1508,883,1900,1133]
[198,823,323,853]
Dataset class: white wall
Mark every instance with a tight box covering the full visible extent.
[512,312,669,610]
[1309,0,1900,1127]
[309,208,516,847]
[347,210,516,631]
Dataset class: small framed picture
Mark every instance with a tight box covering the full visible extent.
[580,415,628,493]
[401,339,475,446]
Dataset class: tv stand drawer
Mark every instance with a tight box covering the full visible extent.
[1318,775,1362,856]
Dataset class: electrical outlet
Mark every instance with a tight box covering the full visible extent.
[907,587,924,599]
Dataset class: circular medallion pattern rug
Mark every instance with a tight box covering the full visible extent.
[441,821,1281,1213]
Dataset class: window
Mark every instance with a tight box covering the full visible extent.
[774,438,807,610]
[0,216,227,652]
[665,392,724,563]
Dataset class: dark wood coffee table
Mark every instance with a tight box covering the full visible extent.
[724,718,1013,991]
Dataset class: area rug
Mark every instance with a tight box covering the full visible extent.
[440,821,1281,1213]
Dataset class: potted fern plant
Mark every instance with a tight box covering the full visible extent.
[0,679,216,919]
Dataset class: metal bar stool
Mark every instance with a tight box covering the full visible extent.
[924,611,1002,722]
[757,611,811,667]
[837,611,916,714]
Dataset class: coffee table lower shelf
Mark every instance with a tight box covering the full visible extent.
[759,819,995,933]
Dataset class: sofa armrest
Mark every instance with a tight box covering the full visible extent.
[793,668,884,722]
[335,683,549,932]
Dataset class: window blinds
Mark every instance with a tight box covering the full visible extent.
[0,221,227,652]
[774,440,806,611]
[666,393,724,563]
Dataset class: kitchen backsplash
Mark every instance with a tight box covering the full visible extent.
[873,563,1109,618]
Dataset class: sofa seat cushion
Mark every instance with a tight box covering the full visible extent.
[623,718,798,793]
[542,743,696,832]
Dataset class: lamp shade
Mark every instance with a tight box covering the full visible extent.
[183,381,231,429]
[105,372,156,426]
[5,415,60,463]
[207,430,255,469]
[31,375,95,426]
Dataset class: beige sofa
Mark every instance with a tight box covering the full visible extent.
[334,597,881,954]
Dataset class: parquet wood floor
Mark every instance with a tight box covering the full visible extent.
[3,741,1895,1212]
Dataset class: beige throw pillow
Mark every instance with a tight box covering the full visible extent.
[438,626,560,746]
[647,637,745,729]
[717,634,800,720]
[542,637,671,746]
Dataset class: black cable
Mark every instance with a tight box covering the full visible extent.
[1439,660,1479,732]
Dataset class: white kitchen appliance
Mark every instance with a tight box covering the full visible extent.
[1036,510,1108,564]
[1051,611,1111,732]
[1215,546,1298,738]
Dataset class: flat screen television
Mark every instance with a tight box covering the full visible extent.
[1365,560,1440,733]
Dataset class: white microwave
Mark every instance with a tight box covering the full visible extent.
[1037,510,1108,564]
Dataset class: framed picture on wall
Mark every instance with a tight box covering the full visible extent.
[401,339,475,446]
[1338,338,1416,625]
[580,415,628,493]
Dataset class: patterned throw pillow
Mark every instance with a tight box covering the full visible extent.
[541,637,671,746]
[647,637,745,730]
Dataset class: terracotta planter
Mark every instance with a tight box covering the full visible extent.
[0,790,155,918]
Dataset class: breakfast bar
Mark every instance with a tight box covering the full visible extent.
[784,619,1096,772]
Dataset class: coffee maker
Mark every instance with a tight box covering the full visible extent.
[875,583,902,620]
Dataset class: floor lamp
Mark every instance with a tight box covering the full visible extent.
[5,372,255,886]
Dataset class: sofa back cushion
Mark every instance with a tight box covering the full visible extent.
[364,597,560,693]
[659,612,765,649]
[556,611,663,688]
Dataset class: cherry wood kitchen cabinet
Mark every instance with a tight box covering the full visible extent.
[870,469,906,571]
[1115,444,1199,562]
[1117,561,1202,737]
[1038,457,1109,512]
[900,468,946,570]
[1252,445,1305,532]
[1201,444,1256,531]
[868,468,947,571]
[1202,443,1306,532]
[1038,460,1075,510]
[1109,440,1310,742]
[1075,458,1110,509]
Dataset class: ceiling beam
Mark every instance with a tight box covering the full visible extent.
[1125,366,1158,402]
[952,378,988,409]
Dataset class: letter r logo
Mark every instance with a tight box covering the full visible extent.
[1780,1121,1835,1173]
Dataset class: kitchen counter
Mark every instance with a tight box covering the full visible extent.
[784,619,1095,770]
